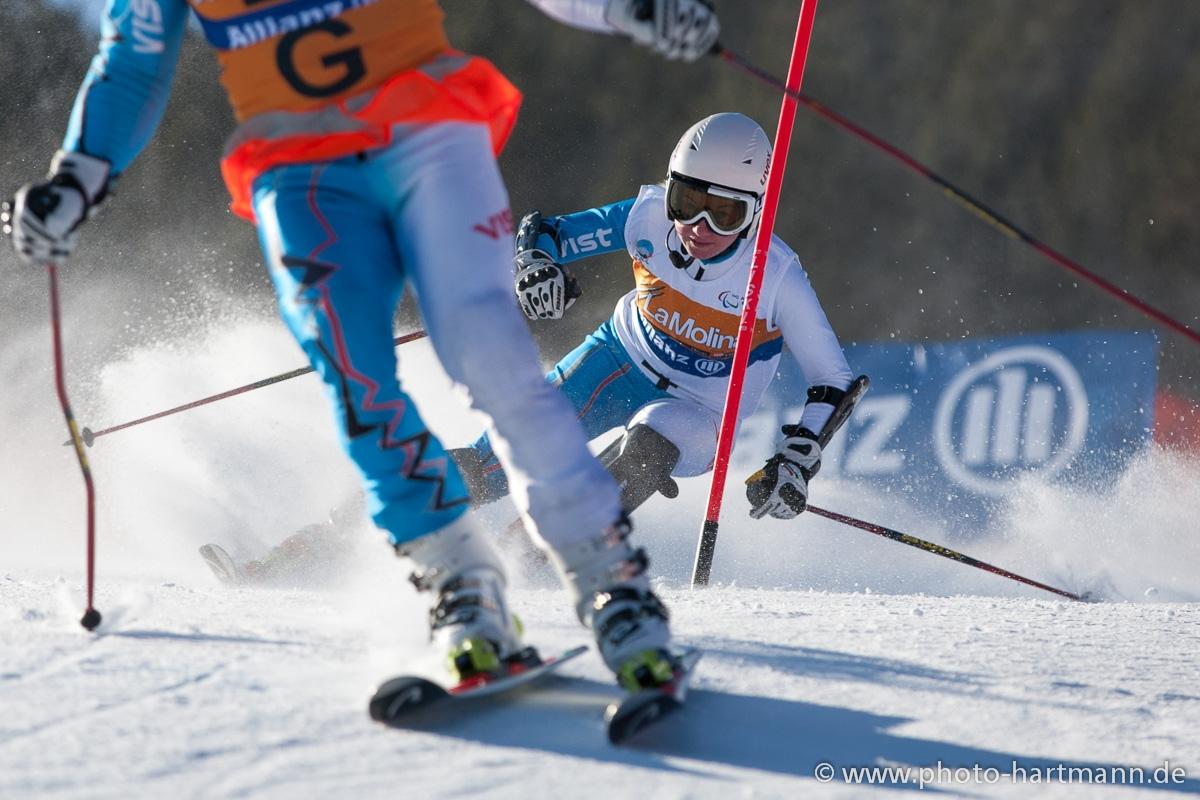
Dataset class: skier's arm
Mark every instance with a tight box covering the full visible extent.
[64,0,191,175]
[524,0,719,61]
[773,261,855,435]
[537,198,635,264]
[513,198,633,320]
[744,260,852,521]
[6,0,190,266]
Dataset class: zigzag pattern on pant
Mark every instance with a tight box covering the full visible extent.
[291,165,467,512]
[387,428,471,512]
[312,320,468,513]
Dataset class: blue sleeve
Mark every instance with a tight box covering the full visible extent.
[536,198,636,264]
[62,0,191,175]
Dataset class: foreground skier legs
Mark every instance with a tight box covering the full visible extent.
[252,128,533,678]
[255,122,672,685]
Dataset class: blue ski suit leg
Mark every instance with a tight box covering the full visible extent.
[253,154,471,544]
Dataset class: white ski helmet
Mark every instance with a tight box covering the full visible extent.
[666,112,772,235]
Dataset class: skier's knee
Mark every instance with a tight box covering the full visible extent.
[626,399,718,478]
[600,424,681,513]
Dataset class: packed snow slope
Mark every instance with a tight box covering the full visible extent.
[3,319,1199,798]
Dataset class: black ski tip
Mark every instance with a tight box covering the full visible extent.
[605,648,702,745]
[606,694,682,745]
[80,607,102,631]
[368,676,448,723]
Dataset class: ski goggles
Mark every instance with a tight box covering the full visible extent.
[665,173,759,236]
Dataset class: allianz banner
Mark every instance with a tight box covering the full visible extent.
[751,330,1159,523]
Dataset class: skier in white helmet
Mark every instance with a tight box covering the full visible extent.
[455,112,854,558]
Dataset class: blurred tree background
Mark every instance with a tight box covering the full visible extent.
[2,0,1197,395]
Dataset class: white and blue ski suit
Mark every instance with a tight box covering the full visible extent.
[58,0,627,548]
[469,184,854,500]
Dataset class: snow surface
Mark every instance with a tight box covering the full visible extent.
[3,318,1199,798]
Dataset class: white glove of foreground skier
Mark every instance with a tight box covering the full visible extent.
[605,0,720,61]
[4,150,110,266]
[745,425,822,520]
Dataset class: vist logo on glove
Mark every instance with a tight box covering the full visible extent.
[514,249,581,320]
[605,0,720,62]
[745,425,822,520]
[6,150,111,266]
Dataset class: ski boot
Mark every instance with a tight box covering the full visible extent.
[547,515,679,692]
[397,515,528,685]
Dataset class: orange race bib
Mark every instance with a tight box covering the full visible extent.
[193,1,523,221]
[189,0,450,121]
[632,260,781,360]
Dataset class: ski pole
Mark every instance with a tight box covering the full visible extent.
[692,0,822,588]
[711,43,1200,348]
[805,504,1090,602]
[68,329,428,446]
[46,263,103,630]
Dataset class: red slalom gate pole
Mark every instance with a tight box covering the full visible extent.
[47,264,102,631]
[711,44,1200,349]
[691,0,821,587]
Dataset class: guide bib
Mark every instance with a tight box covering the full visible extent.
[189,0,522,220]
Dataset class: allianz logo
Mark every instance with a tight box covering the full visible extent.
[694,358,727,376]
[933,346,1088,495]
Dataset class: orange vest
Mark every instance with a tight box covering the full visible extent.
[189,0,522,221]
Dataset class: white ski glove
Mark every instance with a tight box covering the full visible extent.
[746,425,822,520]
[4,150,111,266]
[514,248,581,320]
[605,0,719,62]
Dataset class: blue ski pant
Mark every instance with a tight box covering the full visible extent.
[251,122,619,547]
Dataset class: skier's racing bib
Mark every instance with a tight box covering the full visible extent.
[183,1,523,221]
[630,259,783,379]
[63,0,522,222]
[189,0,450,121]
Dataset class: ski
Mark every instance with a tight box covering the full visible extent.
[199,543,244,585]
[368,644,588,725]
[605,649,702,745]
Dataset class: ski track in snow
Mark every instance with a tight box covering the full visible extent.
[3,323,1200,798]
